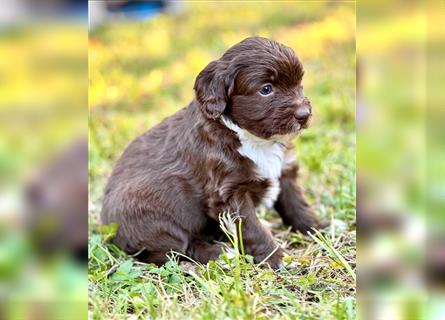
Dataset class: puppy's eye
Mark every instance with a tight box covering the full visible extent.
[259,84,273,96]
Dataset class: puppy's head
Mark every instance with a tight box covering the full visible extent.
[194,36,311,139]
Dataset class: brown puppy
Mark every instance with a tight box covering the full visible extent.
[101,36,321,269]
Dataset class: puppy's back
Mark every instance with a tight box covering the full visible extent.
[100,106,202,252]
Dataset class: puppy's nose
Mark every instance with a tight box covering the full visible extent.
[294,105,311,122]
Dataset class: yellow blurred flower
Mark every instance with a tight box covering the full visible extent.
[279,6,355,59]
[222,31,252,48]
[141,69,164,94]
[169,61,188,84]
[185,48,213,75]
[143,28,171,58]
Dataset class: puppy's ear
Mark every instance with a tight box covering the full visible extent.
[194,60,234,119]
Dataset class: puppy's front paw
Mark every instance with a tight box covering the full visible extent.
[257,247,285,270]
[290,209,324,235]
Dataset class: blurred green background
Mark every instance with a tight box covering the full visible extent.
[0,24,87,320]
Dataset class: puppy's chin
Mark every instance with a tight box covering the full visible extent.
[270,118,315,143]
[221,116,308,144]
[269,127,299,144]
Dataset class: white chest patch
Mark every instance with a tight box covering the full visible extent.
[221,116,285,208]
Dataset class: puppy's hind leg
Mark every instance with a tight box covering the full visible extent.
[133,224,190,266]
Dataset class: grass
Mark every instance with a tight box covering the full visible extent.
[89,213,355,319]
[89,2,356,319]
